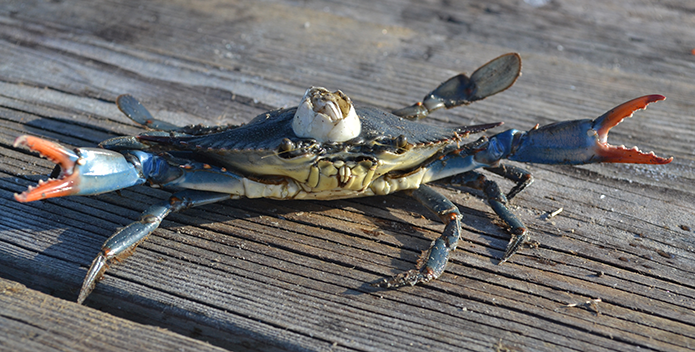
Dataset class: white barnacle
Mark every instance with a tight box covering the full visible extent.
[292,87,361,143]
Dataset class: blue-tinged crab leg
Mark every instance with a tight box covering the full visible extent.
[483,164,534,201]
[452,171,528,263]
[13,135,248,203]
[375,94,673,289]
[116,94,181,131]
[78,190,230,304]
[116,95,231,136]
[373,184,463,288]
[392,53,521,120]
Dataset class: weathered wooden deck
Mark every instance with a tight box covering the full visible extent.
[1,1,694,351]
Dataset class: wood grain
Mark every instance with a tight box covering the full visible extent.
[0,0,694,351]
[0,278,228,352]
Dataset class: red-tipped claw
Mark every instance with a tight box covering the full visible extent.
[14,135,145,203]
[507,95,672,165]
[592,95,672,164]
[13,135,80,202]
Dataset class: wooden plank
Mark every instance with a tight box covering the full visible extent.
[0,277,230,352]
[0,0,694,351]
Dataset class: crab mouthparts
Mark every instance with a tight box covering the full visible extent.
[13,135,81,202]
[592,94,672,164]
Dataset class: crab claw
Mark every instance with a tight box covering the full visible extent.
[508,95,672,165]
[13,135,144,202]
[591,95,671,164]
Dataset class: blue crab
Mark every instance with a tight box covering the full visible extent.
[13,53,672,304]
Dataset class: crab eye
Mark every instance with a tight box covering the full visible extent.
[279,138,295,153]
[395,134,411,153]
[396,135,408,148]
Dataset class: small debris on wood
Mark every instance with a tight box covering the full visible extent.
[548,207,563,219]
[566,298,602,315]
[532,255,557,266]
[361,228,386,238]
[541,207,563,221]
[656,249,674,259]
[494,338,519,352]
[527,240,541,249]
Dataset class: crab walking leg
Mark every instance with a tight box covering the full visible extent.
[373,184,463,288]
[483,163,534,201]
[78,190,231,304]
[115,95,233,136]
[452,171,528,263]
[116,94,180,131]
[392,53,521,120]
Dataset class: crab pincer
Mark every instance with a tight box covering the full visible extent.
[13,135,145,203]
[591,94,671,164]
[506,94,672,165]
[13,136,82,202]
